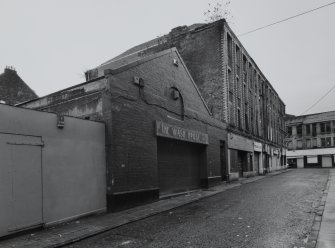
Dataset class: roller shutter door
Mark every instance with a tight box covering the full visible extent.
[254,153,260,173]
[322,155,332,168]
[157,138,203,195]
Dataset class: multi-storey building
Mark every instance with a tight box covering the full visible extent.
[86,19,287,178]
[286,111,335,168]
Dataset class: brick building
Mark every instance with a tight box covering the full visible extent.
[86,19,287,178]
[286,111,335,168]
[20,49,228,210]
[0,66,37,105]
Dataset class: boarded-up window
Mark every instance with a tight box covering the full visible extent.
[307,156,318,164]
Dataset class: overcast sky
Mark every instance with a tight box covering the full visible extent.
[1,0,334,115]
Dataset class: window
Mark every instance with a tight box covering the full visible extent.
[242,55,247,82]
[229,91,233,102]
[320,123,325,133]
[297,140,303,149]
[320,122,330,133]
[235,45,240,74]
[326,122,331,133]
[237,109,241,129]
[250,107,254,134]
[253,70,257,89]
[321,137,332,147]
[243,84,247,99]
[326,137,332,147]
[306,139,311,148]
[228,69,233,91]
[227,34,232,67]
[249,63,253,88]
[245,103,249,132]
[312,138,318,148]
[288,142,293,150]
[287,126,292,136]
[312,123,317,136]
[306,125,311,136]
[297,125,302,137]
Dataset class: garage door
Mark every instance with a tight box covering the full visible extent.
[157,138,204,195]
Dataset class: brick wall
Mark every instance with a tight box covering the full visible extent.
[85,19,286,150]
[143,20,287,148]
[20,49,228,210]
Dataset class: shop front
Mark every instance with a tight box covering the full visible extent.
[228,133,254,178]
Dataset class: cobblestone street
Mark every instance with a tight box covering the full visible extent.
[65,169,329,248]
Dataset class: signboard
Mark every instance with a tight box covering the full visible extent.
[254,142,262,152]
[228,133,254,152]
[156,121,209,145]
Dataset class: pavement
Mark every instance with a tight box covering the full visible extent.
[317,169,335,248]
[0,169,290,248]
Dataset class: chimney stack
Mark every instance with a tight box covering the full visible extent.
[4,66,17,74]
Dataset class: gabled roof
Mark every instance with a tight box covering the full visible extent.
[98,47,212,116]
[21,48,212,117]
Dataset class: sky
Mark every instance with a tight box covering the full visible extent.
[0,0,334,115]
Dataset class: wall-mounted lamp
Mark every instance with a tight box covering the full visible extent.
[133,76,144,88]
